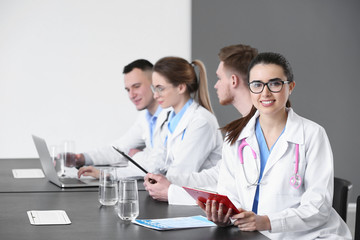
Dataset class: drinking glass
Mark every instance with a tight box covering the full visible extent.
[98,168,118,206]
[49,145,64,177]
[63,140,76,167]
[117,179,139,221]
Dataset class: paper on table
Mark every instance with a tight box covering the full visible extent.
[27,210,71,225]
[132,215,216,231]
[12,169,45,178]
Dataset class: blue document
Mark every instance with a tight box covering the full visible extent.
[132,215,216,230]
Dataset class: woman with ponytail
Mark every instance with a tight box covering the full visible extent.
[144,57,223,203]
[201,52,351,239]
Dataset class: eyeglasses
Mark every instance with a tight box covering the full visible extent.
[248,78,291,94]
[151,85,171,96]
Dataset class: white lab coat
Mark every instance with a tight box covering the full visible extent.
[85,108,170,177]
[165,101,223,204]
[217,108,352,239]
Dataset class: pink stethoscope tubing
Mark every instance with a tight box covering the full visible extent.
[290,144,302,189]
[238,138,301,189]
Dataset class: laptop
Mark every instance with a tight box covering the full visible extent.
[32,135,99,188]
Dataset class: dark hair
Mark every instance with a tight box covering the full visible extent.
[218,44,258,80]
[153,57,213,113]
[247,52,294,83]
[123,59,153,74]
[224,52,293,145]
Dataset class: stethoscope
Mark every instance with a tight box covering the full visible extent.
[238,138,302,189]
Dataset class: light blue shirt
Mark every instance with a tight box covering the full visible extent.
[252,118,285,214]
[168,98,193,134]
[165,98,193,144]
[145,106,163,148]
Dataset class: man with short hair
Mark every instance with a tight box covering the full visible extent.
[70,59,170,178]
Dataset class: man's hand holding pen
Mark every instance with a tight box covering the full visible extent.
[144,173,170,201]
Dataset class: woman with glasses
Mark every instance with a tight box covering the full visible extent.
[144,57,223,202]
[199,52,351,239]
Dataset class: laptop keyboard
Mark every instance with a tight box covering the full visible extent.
[59,178,84,184]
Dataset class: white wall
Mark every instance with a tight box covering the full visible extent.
[0,0,191,158]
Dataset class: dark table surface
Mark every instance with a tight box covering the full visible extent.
[0,158,145,192]
[0,191,268,240]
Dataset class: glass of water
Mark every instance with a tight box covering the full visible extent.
[98,168,118,206]
[117,179,139,221]
[49,145,64,177]
[62,140,76,168]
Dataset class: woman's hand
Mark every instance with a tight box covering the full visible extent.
[232,210,271,231]
[197,199,234,227]
[77,166,100,179]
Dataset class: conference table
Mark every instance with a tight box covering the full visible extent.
[0,158,145,192]
[0,158,269,240]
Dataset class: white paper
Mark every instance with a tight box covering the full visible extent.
[132,215,216,230]
[12,169,45,178]
[27,210,71,225]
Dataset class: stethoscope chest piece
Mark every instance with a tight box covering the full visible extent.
[290,174,302,189]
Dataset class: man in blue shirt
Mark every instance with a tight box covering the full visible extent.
[67,59,170,178]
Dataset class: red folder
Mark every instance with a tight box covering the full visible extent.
[183,186,240,214]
